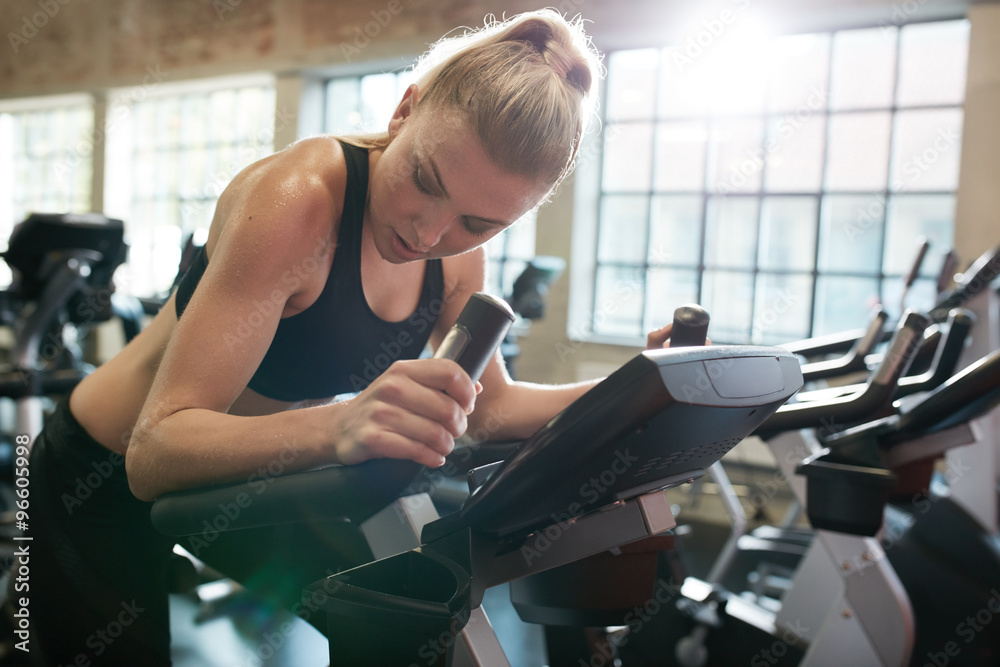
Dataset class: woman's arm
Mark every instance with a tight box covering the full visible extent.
[126,141,475,501]
[433,248,599,442]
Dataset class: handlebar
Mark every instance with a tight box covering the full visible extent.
[798,308,888,383]
[930,244,1000,320]
[754,310,929,439]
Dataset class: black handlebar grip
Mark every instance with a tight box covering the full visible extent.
[903,236,930,288]
[433,292,515,384]
[936,250,958,294]
[671,304,710,347]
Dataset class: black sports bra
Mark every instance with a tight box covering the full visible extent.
[174,140,445,402]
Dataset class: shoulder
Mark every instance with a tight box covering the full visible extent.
[239,136,348,222]
[202,137,352,304]
[211,137,349,257]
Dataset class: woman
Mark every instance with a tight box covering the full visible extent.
[14,9,671,665]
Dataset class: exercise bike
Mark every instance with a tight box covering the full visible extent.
[151,302,805,666]
[663,244,1000,666]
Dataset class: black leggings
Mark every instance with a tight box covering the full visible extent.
[19,398,371,666]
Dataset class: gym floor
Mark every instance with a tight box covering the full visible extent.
[169,578,545,666]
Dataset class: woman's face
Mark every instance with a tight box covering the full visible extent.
[367,92,550,264]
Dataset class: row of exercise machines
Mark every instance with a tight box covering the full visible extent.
[2,213,1000,665]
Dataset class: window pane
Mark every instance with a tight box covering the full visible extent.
[152,224,183,292]
[825,112,891,191]
[109,85,275,296]
[763,115,825,192]
[486,259,503,297]
[708,119,764,193]
[0,104,94,286]
[896,21,969,107]
[890,109,963,192]
[883,277,938,320]
[752,273,814,344]
[180,96,209,149]
[602,123,654,192]
[326,78,362,134]
[883,194,955,277]
[504,212,537,259]
[159,98,181,149]
[598,195,648,264]
[704,197,759,269]
[134,103,156,151]
[359,73,398,132]
[586,21,966,346]
[830,28,897,110]
[607,49,659,122]
[706,45,769,117]
[767,33,831,113]
[593,265,644,338]
[814,276,881,336]
[648,195,702,267]
[659,47,710,118]
[394,69,419,99]
[209,90,237,144]
[702,270,754,343]
[818,194,886,273]
[484,232,506,260]
[500,260,528,299]
[758,196,817,272]
[654,121,707,192]
[645,268,699,330]
[237,88,271,143]
[179,146,206,200]
[660,41,769,117]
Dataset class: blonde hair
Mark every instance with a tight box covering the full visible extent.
[350,10,602,195]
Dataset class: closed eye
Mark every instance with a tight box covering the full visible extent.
[412,165,433,195]
[462,218,489,238]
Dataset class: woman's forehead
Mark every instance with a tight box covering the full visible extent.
[409,113,547,219]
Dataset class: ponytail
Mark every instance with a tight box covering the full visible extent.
[413,10,603,195]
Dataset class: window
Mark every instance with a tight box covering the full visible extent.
[0,98,94,286]
[104,80,276,297]
[580,20,968,344]
[324,70,538,300]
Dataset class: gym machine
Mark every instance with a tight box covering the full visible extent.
[151,302,805,665]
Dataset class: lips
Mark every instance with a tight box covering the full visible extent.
[392,232,424,261]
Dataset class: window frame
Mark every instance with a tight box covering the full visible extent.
[101,72,277,297]
[570,18,969,346]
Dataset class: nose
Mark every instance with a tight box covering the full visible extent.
[413,214,453,251]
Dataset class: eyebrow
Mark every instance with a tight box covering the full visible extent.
[426,154,511,227]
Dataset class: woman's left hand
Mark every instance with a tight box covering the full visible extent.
[645,322,711,349]
[646,323,673,350]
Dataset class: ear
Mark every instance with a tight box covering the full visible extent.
[388,84,420,139]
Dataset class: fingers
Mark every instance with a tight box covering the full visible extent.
[380,359,476,428]
[350,358,478,467]
[393,358,478,414]
[646,323,673,350]
[646,323,713,349]
[356,428,451,468]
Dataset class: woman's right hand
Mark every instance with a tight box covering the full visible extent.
[330,358,478,468]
